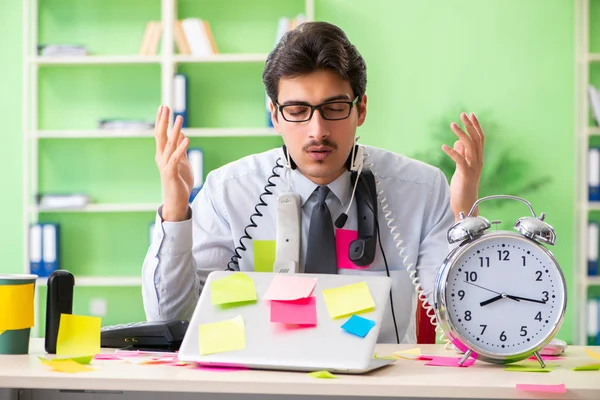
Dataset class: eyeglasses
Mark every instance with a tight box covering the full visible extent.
[276,96,360,122]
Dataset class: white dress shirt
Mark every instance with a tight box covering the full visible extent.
[141,145,455,343]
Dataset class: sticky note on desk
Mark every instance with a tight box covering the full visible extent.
[271,297,317,325]
[56,314,101,356]
[585,347,600,361]
[0,283,34,331]
[39,355,93,365]
[199,315,246,355]
[307,370,337,379]
[516,383,566,393]
[393,347,422,359]
[40,358,94,373]
[425,356,476,367]
[574,363,600,371]
[210,273,257,306]
[505,364,558,373]
[263,275,316,301]
[341,315,375,338]
[322,282,375,319]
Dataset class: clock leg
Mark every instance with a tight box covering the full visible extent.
[458,350,472,366]
[533,351,546,368]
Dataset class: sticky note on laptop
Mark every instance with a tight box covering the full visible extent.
[322,281,375,318]
[341,315,375,338]
[271,297,317,325]
[210,273,257,305]
[56,314,101,356]
[199,315,246,355]
[263,275,316,301]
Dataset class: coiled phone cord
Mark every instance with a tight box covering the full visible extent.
[365,152,450,347]
[226,158,285,271]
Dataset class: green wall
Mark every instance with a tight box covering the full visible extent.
[1,1,577,342]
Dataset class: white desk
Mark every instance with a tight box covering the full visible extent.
[0,339,598,400]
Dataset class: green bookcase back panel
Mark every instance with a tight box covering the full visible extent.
[35,286,146,338]
[177,0,306,54]
[177,63,271,128]
[38,65,161,131]
[38,212,155,277]
[38,0,161,56]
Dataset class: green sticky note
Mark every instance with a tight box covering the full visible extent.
[574,364,600,371]
[254,240,276,272]
[210,273,257,306]
[38,355,93,365]
[307,370,337,379]
[505,365,556,373]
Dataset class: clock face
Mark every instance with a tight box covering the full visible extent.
[443,233,566,356]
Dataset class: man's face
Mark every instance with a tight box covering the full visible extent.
[271,69,367,185]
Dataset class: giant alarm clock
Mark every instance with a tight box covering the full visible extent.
[433,195,567,367]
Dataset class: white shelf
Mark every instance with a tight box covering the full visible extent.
[32,55,161,65]
[589,53,600,62]
[587,276,600,286]
[589,127,600,135]
[589,202,600,211]
[37,276,142,287]
[33,130,156,139]
[34,203,158,213]
[173,53,268,64]
[32,128,278,139]
[182,127,278,137]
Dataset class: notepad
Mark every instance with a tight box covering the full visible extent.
[0,283,34,331]
[56,314,101,356]
[210,273,257,306]
[199,315,246,355]
[322,281,375,318]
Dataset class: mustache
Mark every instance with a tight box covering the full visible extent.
[303,140,338,151]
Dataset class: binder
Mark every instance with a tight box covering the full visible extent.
[174,73,188,128]
[188,148,203,203]
[588,298,597,345]
[589,222,599,276]
[597,297,600,345]
[589,148,600,201]
[29,224,43,276]
[42,223,59,277]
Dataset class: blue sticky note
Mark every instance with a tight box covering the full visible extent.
[341,315,376,338]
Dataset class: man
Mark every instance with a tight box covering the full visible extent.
[142,21,484,343]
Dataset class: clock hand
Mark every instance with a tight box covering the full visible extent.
[463,281,502,295]
[505,295,547,304]
[480,293,521,307]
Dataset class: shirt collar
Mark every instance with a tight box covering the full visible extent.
[290,168,352,207]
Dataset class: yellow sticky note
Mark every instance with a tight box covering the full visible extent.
[199,315,246,355]
[56,314,101,356]
[254,240,276,272]
[0,283,34,331]
[210,273,257,305]
[393,347,422,359]
[322,282,375,318]
[373,353,396,360]
[585,348,600,361]
[307,370,337,379]
[40,358,94,373]
[39,355,94,365]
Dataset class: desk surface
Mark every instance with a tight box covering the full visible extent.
[0,339,598,399]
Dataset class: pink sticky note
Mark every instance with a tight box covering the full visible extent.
[452,338,478,359]
[425,356,476,367]
[93,354,122,361]
[516,383,566,393]
[270,297,317,325]
[193,362,248,372]
[263,275,316,301]
[528,355,562,361]
[336,229,370,269]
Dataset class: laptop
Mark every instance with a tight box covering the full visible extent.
[178,271,395,374]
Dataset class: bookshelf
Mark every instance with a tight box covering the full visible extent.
[576,0,600,346]
[22,0,314,336]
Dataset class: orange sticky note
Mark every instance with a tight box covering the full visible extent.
[210,273,257,305]
[516,383,566,393]
[40,358,94,373]
[56,314,101,356]
[199,315,246,355]
[322,282,375,318]
[263,275,316,301]
[0,283,34,331]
